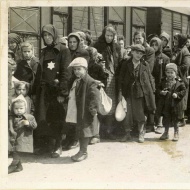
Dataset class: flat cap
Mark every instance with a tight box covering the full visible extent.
[131,44,145,54]
[68,57,88,69]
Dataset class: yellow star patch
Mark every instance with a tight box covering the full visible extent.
[47,61,55,70]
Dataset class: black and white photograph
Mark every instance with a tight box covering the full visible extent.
[1,1,190,189]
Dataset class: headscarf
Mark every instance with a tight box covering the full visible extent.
[8,33,22,44]
[174,33,188,49]
[68,32,81,51]
[160,31,170,45]
[150,37,162,53]
[41,24,58,46]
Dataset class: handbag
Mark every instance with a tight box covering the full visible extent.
[97,87,112,115]
[115,96,127,121]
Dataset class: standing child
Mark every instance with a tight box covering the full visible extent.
[8,96,37,174]
[150,37,170,134]
[156,63,186,141]
[118,44,156,143]
[14,41,39,96]
[11,81,34,115]
[66,57,100,162]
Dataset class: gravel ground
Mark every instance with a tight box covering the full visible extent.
[1,125,190,189]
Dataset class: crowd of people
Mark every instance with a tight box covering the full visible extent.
[8,23,190,174]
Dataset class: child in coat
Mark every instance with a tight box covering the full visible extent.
[150,37,170,134]
[8,96,37,174]
[14,41,39,96]
[66,57,100,162]
[11,81,34,115]
[118,44,156,143]
[156,63,186,141]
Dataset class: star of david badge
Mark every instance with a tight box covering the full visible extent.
[47,61,55,70]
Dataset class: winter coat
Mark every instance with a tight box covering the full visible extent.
[163,46,172,60]
[118,58,156,112]
[33,43,71,125]
[93,34,121,94]
[68,74,100,138]
[144,46,155,73]
[156,77,186,118]
[14,57,39,92]
[70,47,90,63]
[8,113,37,153]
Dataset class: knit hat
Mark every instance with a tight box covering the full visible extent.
[8,33,21,44]
[41,24,58,46]
[131,44,145,54]
[68,57,88,69]
[166,63,178,73]
[160,31,170,43]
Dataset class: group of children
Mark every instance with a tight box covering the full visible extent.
[8,26,190,174]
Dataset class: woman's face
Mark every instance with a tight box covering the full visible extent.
[173,37,179,47]
[68,37,78,51]
[186,39,190,48]
[161,37,168,48]
[105,30,114,44]
[43,32,53,45]
[8,41,17,51]
[134,34,144,45]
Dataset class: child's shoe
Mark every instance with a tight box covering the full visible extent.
[172,132,179,141]
[71,151,88,162]
[89,137,100,145]
[8,160,23,174]
[155,126,163,134]
[160,132,169,140]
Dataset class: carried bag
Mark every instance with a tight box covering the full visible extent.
[98,87,112,115]
[115,96,127,121]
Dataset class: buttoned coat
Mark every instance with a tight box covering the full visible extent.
[118,58,156,112]
[68,74,100,138]
[9,113,37,153]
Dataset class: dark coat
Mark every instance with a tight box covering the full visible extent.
[70,47,90,62]
[93,36,121,94]
[162,46,172,60]
[171,46,190,111]
[68,74,100,138]
[152,52,170,89]
[144,46,155,73]
[118,58,156,112]
[33,43,71,132]
[14,57,39,92]
[156,77,186,118]
[9,113,37,153]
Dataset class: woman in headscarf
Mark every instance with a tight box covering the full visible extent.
[171,33,190,127]
[32,24,71,158]
[93,25,121,140]
[8,33,22,63]
[160,31,172,60]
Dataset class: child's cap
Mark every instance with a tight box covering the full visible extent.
[165,63,178,73]
[12,94,27,109]
[68,57,88,69]
[131,44,145,54]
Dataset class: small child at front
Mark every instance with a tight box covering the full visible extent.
[66,57,100,162]
[8,96,37,174]
[11,81,34,115]
[156,63,186,141]
[14,41,39,96]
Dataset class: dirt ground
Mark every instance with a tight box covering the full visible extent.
[2,125,190,189]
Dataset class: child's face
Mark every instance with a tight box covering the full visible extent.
[161,37,168,48]
[43,32,53,45]
[73,66,86,78]
[151,41,159,52]
[134,34,144,45]
[165,69,176,79]
[119,40,125,49]
[131,50,144,61]
[15,84,27,96]
[8,41,17,51]
[22,47,33,60]
[13,102,26,116]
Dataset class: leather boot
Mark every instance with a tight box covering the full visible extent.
[173,132,179,141]
[138,123,145,143]
[160,131,169,140]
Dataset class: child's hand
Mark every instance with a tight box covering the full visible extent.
[172,93,178,99]
[20,120,29,126]
[160,90,168,96]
